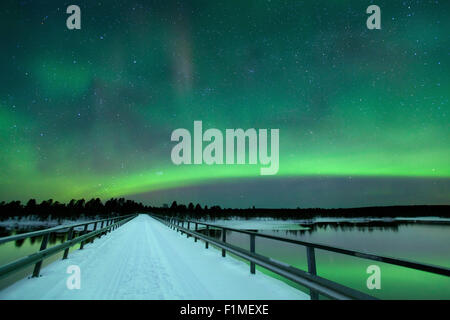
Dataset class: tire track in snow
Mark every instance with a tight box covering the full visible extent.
[144,216,211,298]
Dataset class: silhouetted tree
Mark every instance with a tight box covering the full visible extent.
[0,198,449,221]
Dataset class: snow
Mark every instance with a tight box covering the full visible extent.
[202,218,311,230]
[0,216,94,230]
[202,216,450,230]
[0,214,309,300]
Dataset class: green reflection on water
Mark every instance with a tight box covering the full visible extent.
[214,222,450,299]
[0,231,82,290]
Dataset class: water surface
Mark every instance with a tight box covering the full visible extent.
[203,220,450,299]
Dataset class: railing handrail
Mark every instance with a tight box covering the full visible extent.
[0,214,136,245]
[152,215,377,300]
[162,216,450,277]
[0,214,138,280]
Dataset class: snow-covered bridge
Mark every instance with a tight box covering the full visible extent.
[0,215,309,299]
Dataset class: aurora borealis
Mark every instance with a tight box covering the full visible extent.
[0,0,449,207]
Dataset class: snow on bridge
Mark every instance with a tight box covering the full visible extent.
[0,214,309,300]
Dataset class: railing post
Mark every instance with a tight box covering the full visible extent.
[250,234,256,274]
[32,233,50,277]
[205,225,209,249]
[187,221,190,238]
[194,223,198,242]
[100,221,105,237]
[306,246,319,300]
[91,222,97,243]
[222,228,226,257]
[80,224,88,250]
[62,227,74,260]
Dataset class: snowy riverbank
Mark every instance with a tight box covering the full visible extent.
[197,216,450,230]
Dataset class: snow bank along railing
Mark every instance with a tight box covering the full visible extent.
[152,215,450,300]
[0,214,137,279]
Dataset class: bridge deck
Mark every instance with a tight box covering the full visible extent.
[0,214,309,299]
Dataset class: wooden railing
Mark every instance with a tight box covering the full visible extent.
[0,214,137,279]
[153,215,450,300]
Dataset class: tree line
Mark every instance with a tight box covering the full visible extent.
[156,202,450,219]
[0,198,147,220]
[0,198,448,221]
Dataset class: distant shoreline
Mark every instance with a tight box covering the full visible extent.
[150,204,450,219]
[1,201,449,221]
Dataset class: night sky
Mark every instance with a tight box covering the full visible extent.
[0,0,448,208]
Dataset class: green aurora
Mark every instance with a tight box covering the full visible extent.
[0,0,449,206]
